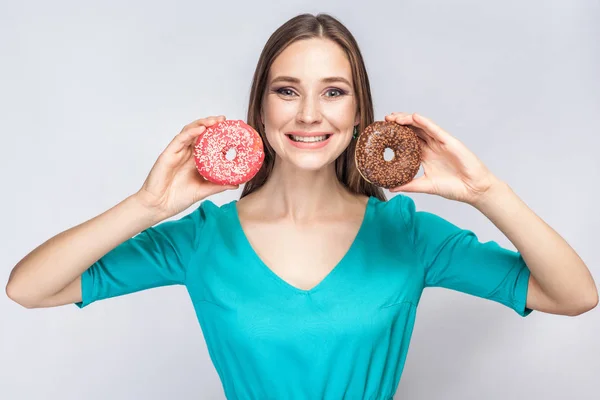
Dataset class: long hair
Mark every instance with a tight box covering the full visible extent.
[240,13,386,201]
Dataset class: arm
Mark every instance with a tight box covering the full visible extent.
[6,115,235,309]
[386,111,597,316]
[6,194,163,308]
[473,179,598,316]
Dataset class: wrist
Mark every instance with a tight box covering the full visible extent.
[470,176,513,212]
[128,192,170,225]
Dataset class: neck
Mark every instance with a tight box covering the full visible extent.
[255,157,354,221]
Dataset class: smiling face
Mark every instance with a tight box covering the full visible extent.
[260,38,360,171]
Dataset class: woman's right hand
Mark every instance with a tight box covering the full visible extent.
[134,115,238,219]
[7,116,237,308]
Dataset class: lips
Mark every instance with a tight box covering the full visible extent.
[287,134,331,143]
[284,132,333,149]
[285,131,333,137]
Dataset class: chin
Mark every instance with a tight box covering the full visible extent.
[280,151,342,172]
[290,156,332,171]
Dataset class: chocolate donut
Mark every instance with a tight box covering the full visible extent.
[354,121,422,188]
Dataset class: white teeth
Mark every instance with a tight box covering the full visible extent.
[290,135,328,143]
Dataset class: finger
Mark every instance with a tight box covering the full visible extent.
[417,136,434,155]
[389,176,434,194]
[384,112,410,121]
[385,113,417,133]
[182,115,226,132]
[194,115,225,127]
[199,117,219,129]
[169,115,228,158]
[386,113,433,146]
[411,113,454,144]
[173,115,227,152]
[169,126,206,153]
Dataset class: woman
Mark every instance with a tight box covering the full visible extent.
[6,12,597,400]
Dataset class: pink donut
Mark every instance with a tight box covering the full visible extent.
[193,120,265,185]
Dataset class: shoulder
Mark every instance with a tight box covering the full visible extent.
[158,198,236,238]
[369,194,457,242]
[192,198,236,225]
[369,193,417,226]
[364,194,417,245]
[164,198,236,253]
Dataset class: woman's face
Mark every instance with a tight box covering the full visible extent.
[261,38,359,171]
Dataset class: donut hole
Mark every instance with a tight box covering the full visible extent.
[225,147,237,161]
[383,147,395,162]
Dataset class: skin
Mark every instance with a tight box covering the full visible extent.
[5,116,235,307]
[7,37,597,316]
[237,37,598,314]
[236,38,367,291]
[385,112,598,315]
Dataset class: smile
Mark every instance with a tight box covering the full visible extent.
[287,134,331,143]
[284,133,334,149]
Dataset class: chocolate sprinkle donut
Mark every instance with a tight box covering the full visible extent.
[354,121,422,188]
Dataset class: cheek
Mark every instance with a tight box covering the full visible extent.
[321,101,357,127]
[262,102,291,144]
[323,95,357,116]
[262,116,286,151]
[263,97,295,121]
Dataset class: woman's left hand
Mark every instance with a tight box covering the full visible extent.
[385,112,501,206]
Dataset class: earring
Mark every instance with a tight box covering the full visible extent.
[352,125,359,139]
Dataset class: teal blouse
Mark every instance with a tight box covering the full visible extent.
[76,194,532,399]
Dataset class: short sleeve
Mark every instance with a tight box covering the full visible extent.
[398,195,532,317]
[75,202,207,308]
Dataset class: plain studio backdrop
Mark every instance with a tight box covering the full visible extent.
[1,1,599,399]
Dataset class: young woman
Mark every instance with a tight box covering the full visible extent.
[6,13,597,400]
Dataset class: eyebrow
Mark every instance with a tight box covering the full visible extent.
[270,75,353,87]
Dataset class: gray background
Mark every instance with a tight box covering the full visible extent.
[1,0,599,399]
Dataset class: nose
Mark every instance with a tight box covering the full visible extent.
[296,95,322,125]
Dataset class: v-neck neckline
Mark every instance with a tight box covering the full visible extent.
[228,196,374,295]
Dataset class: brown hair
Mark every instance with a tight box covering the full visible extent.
[240,13,386,202]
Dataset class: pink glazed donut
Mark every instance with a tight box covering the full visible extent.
[193,120,265,185]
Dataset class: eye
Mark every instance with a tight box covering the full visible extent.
[275,87,296,97]
[325,88,346,98]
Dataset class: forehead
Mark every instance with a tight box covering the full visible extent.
[268,38,352,83]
